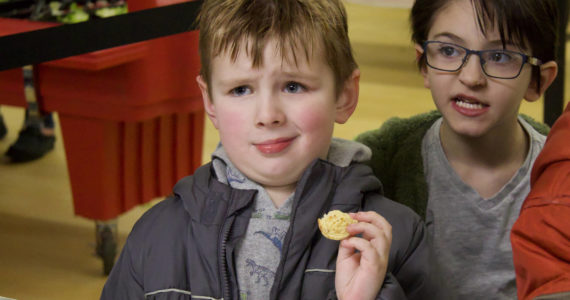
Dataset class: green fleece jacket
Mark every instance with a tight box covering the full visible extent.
[355,110,550,219]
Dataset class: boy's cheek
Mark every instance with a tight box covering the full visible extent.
[217,112,249,135]
[422,71,432,89]
[296,111,333,132]
[293,101,336,127]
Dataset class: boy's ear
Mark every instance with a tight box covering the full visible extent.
[524,61,558,102]
[415,43,430,89]
[197,75,219,129]
[335,69,360,124]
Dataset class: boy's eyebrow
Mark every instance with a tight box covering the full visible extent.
[281,70,321,81]
[215,74,260,86]
[485,40,521,50]
[431,32,518,49]
[431,32,464,44]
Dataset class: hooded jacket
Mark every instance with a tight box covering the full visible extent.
[101,158,439,299]
[511,103,570,300]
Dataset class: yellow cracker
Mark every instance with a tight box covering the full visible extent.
[318,210,357,240]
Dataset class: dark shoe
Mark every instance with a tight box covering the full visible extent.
[5,125,55,162]
[95,222,118,276]
[0,115,6,140]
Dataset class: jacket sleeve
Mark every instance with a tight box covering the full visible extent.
[365,195,446,300]
[511,200,570,300]
[100,231,145,299]
[325,273,406,300]
[511,104,570,300]
[388,212,446,300]
[375,273,407,299]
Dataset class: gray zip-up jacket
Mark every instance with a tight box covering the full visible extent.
[101,159,440,299]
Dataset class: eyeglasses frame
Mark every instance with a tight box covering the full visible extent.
[421,40,542,79]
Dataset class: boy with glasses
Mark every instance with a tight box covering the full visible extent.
[357,0,558,298]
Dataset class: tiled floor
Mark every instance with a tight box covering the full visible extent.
[0,2,566,299]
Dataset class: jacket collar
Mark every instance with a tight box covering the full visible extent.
[172,148,381,227]
[173,164,257,224]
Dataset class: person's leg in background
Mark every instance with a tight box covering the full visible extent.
[3,64,57,163]
[5,109,56,162]
[0,108,7,140]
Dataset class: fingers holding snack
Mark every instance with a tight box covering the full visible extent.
[318,210,358,240]
[346,211,392,243]
[341,211,392,263]
[334,211,392,300]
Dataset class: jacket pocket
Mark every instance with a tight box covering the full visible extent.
[301,268,336,299]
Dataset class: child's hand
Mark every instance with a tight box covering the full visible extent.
[335,211,392,300]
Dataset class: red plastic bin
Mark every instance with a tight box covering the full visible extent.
[0,0,204,221]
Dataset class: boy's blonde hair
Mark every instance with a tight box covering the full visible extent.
[197,0,358,96]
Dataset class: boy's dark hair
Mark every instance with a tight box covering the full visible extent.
[410,0,559,92]
[197,0,357,96]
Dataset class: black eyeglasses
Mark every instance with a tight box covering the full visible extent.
[422,41,541,79]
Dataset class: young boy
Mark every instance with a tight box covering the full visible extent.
[101,0,439,299]
[356,0,558,299]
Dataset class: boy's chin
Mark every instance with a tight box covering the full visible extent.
[256,175,300,188]
[445,121,492,139]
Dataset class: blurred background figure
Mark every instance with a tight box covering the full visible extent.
[0,0,127,163]
[0,108,56,162]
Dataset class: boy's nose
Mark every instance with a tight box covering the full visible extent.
[458,54,486,87]
[255,97,285,127]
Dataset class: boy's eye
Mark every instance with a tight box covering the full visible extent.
[283,82,306,93]
[438,45,461,58]
[486,51,513,64]
[230,86,252,96]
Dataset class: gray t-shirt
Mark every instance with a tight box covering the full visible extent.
[422,117,546,299]
[212,138,371,300]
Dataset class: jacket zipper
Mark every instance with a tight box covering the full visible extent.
[220,218,233,299]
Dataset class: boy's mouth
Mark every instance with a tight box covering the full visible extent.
[254,137,295,154]
[453,96,488,109]
[452,96,489,116]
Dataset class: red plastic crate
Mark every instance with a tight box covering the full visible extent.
[59,112,204,220]
[0,0,204,220]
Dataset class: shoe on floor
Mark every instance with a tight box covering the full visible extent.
[5,125,55,162]
[0,115,6,140]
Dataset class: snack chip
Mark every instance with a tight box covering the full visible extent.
[318,210,357,240]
